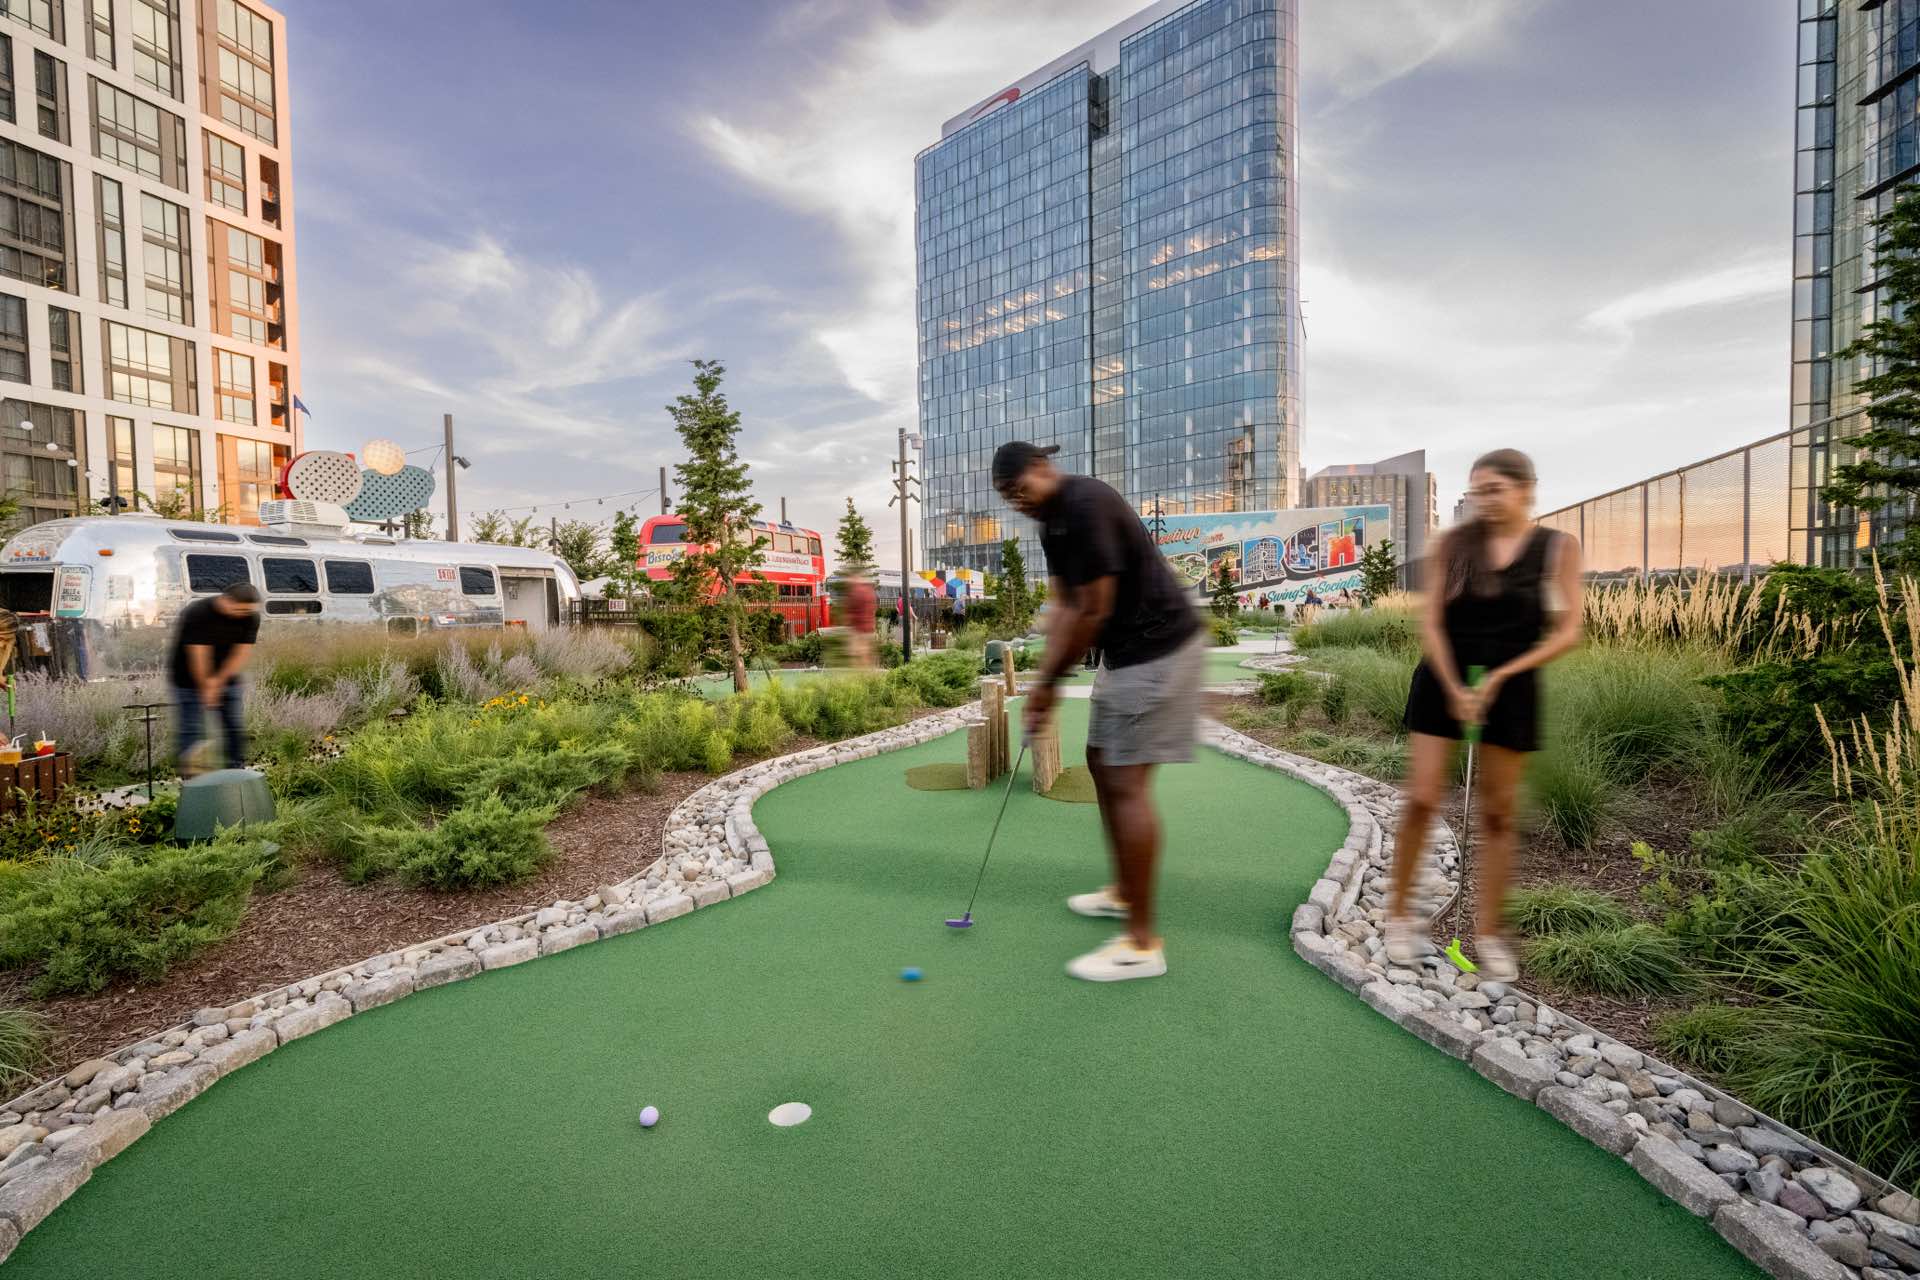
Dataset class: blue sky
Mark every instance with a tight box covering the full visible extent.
[279,0,1792,558]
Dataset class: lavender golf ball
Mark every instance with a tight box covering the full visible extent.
[639,1105,659,1128]
[901,967,923,982]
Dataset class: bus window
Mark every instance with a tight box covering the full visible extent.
[459,566,497,596]
[325,560,374,594]
[649,522,687,544]
[774,533,794,553]
[262,557,319,594]
[807,537,822,556]
[266,599,322,615]
[186,554,252,593]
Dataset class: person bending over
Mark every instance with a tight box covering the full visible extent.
[993,442,1205,982]
[168,582,262,775]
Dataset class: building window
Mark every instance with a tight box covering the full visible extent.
[267,357,286,427]
[211,219,279,347]
[0,291,24,383]
[1,399,81,528]
[152,422,199,511]
[214,0,274,143]
[139,190,189,323]
[104,318,196,411]
[204,130,244,212]
[95,173,124,306]
[87,0,113,67]
[107,413,135,507]
[215,348,252,424]
[90,77,188,190]
[130,0,180,100]
[0,33,13,123]
[220,434,284,525]
[0,0,60,42]
[33,50,65,143]
[258,153,278,226]
[48,305,78,392]
[0,138,75,293]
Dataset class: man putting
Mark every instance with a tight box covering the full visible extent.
[994,441,1205,982]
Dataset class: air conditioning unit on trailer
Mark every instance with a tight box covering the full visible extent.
[258,499,351,534]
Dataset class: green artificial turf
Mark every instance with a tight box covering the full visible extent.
[3,701,1757,1279]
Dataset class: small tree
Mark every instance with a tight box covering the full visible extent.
[1821,187,1920,569]
[998,536,1031,632]
[605,508,645,601]
[667,358,764,692]
[401,508,436,540]
[1210,563,1239,616]
[1358,538,1398,605]
[835,498,876,576]
[548,519,607,583]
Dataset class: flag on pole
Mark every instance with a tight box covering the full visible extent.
[292,394,312,418]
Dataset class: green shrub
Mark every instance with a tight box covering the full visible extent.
[1504,882,1630,934]
[949,622,991,652]
[1548,646,1720,777]
[1283,728,1408,779]
[350,793,558,889]
[0,841,270,995]
[773,630,825,665]
[1293,606,1419,655]
[1520,923,1690,997]
[1320,677,1351,725]
[878,641,904,668]
[1652,1003,1758,1075]
[451,740,636,810]
[1256,671,1313,707]
[886,651,983,707]
[1523,738,1616,848]
[1309,647,1415,731]
[1708,649,1896,775]
[0,1004,47,1094]
[1207,615,1239,647]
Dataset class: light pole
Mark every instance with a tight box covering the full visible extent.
[889,429,922,660]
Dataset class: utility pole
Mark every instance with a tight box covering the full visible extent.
[889,428,920,660]
[443,413,458,542]
[780,496,787,524]
[550,515,558,551]
[659,465,669,514]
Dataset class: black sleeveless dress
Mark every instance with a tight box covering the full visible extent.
[1403,526,1561,753]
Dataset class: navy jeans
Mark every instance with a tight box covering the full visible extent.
[174,681,247,770]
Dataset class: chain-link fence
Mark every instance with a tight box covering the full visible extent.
[1536,433,1795,580]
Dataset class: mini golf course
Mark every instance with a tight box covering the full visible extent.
[1,701,1758,1278]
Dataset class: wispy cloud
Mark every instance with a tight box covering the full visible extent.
[1306,0,1547,104]
[1582,254,1787,340]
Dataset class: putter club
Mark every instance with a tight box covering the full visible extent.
[1446,666,1487,972]
[945,741,1031,929]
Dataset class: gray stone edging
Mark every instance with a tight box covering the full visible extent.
[1200,718,1919,1278]
[0,702,982,1264]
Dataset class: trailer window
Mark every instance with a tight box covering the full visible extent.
[649,522,686,545]
[459,566,496,596]
[186,554,251,593]
[171,529,243,544]
[265,599,322,615]
[262,558,319,594]
[324,560,373,594]
[0,572,52,612]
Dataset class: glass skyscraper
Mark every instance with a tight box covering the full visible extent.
[1792,0,1920,566]
[915,0,1301,575]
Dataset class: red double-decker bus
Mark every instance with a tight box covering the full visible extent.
[637,514,831,634]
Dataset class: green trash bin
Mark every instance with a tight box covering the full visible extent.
[173,768,276,840]
[984,640,1008,674]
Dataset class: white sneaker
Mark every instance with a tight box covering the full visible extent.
[1475,934,1519,982]
[1067,935,1167,982]
[1067,887,1129,919]
[1385,917,1431,966]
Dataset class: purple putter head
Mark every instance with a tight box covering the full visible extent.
[944,913,973,929]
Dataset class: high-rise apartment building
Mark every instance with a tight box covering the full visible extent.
[915,0,1300,574]
[1791,0,1918,567]
[0,0,298,531]
[1307,449,1436,585]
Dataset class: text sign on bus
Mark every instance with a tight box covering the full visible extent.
[760,550,815,575]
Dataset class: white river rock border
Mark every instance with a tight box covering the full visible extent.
[2,705,1913,1273]
[1201,719,1919,1280]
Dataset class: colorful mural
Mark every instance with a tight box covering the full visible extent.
[1144,505,1392,610]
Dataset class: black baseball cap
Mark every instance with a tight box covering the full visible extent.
[991,441,1060,486]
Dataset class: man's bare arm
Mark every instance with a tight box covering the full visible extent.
[1037,576,1115,686]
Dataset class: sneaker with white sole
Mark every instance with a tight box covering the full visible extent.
[1385,917,1430,966]
[1474,934,1519,982]
[1066,935,1167,982]
[1067,887,1129,919]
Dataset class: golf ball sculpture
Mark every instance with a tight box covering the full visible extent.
[362,438,407,476]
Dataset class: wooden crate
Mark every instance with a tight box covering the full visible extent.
[0,752,74,816]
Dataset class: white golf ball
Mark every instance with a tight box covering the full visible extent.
[768,1101,811,1128]
[362,438,406,476]
[638,1105,659,1128]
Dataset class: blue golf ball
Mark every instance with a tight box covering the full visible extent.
[639,1105,659,1128]
[901,967,923,982]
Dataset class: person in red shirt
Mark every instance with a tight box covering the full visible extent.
[843,571,877,668]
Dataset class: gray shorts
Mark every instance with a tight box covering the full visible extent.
[1087,634,1206,766]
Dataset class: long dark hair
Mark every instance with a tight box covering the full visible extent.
[1445,448,1537,600]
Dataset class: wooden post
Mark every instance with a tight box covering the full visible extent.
[1031,724,1061,795]
[1003,662,1016,697]
[966,722,989,790]
[978,678,1006,780]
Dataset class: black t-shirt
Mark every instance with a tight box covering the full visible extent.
[168,597,260,688]
[1038,475,1199,668]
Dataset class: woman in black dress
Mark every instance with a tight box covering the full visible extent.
[1385,449,1583,981]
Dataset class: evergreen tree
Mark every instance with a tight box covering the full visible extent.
[835,497,876,575]
[1821,187,1920,569]
[1211,563,1239,616]
[606,508,644,600]
[548,519,607,583]
[469,511,540,547]
[998,536,1031,631]
[667,359,764,691]
[1358,538,1398,605]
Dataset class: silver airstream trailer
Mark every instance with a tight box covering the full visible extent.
[0,514,583,678]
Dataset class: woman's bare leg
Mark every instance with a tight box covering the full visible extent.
[1388,732,1454,920]
[1471,744,1529,938]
